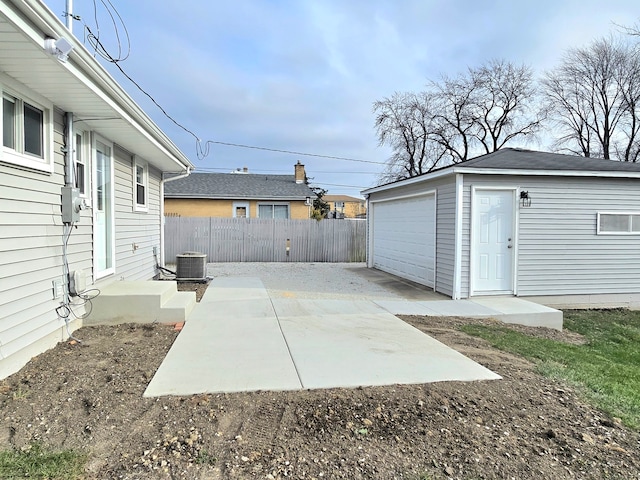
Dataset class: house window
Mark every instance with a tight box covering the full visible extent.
[74,131,89,198]
[1,76,53,173]
[334,201,345,211]
[233,202,250,218]
[597,212,640,234]
[258,203,289,219]
[133,158,148,211]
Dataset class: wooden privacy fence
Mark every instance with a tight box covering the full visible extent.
[164,216,367,263]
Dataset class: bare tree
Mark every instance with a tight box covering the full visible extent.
[373,59,545,182]
[469,60,546,153]
[543,37,640,161]
[373,91,448,183]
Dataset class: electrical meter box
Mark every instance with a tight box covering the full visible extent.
[61,186,81,223]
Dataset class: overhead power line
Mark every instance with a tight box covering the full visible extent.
[75,5,387,166]
[204,141,386,165]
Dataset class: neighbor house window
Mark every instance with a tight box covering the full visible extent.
[133,158,148,211]
[1,76,53,172]
[597,212,640,234]
[258,203,289,219]
[233,202,250,218]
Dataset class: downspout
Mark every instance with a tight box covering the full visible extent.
[64,112,74,186]
[159,168,192,269]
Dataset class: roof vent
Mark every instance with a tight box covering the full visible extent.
[176,252,207,281]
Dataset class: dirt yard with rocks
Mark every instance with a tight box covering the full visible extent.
[1,282,639,479]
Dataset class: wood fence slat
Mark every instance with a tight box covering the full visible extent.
[164,217,366,263]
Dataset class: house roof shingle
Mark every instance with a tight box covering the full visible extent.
[164,172,314,200]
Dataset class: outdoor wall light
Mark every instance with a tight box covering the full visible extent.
[44,36,74,63]
[520,190,531,207]
[305,196,312,206]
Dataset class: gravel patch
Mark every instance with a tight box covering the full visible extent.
[206,262,407,300]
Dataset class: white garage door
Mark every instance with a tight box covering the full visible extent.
[372,194,436,287]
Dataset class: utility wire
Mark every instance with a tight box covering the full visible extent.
[203,141,386,164]
[76,4,386,165]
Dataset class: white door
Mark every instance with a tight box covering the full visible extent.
[472,189,514,294]
[372,194,436,287]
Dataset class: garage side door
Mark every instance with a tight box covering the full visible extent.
[372,194,436,288]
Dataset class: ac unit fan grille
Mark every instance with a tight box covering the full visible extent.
[176,252,207,280]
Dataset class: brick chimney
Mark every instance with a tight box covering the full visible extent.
[294,161,306,184]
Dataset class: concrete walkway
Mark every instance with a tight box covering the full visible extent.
[144,277,502,397]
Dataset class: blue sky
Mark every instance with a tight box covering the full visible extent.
[46,0,638,197]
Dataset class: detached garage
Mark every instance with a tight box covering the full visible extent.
[363,148,640,309]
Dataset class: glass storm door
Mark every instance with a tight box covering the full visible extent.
[94,139,114,276]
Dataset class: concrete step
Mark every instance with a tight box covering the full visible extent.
[469,297,563,330]
[87,281,196,325]
[375,297,563,330]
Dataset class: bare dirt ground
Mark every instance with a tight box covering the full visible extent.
[1,283,639,479]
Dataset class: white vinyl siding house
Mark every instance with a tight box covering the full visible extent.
[364,149,640,308]
[0,0,193,379]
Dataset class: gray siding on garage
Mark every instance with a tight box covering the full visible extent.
[434,180,456,297]
[461,174,640,297]
[112,146,161,282]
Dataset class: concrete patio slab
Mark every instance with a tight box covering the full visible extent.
[275,299,501,390]
[144,277,502,397]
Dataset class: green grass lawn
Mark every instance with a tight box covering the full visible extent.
[0,443,86,479]
[460,308,640,430]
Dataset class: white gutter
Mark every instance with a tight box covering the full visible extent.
[362,166,640,196]
[159,168,192,267]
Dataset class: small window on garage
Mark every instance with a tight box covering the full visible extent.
[597,212,640,234]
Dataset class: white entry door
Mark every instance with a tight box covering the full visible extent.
[472,189,515,294]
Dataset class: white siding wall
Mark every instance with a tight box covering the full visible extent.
[109,146,161,283]
[0,109,85,377]
[0,112,164,378]
[461,174,640,297]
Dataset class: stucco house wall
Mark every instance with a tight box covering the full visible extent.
[164,198,311,219]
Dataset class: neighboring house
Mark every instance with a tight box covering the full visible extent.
[363,148,640,309]
[0,0,194,378]
[324,195,366,218]
[164,162,315,219]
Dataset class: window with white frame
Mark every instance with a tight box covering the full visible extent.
[1,76,53,173]
[258,203,289,219]
[74,131,89,199]
[233,201,249,218]
[597,212,640,234]
[133,158,148,211]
